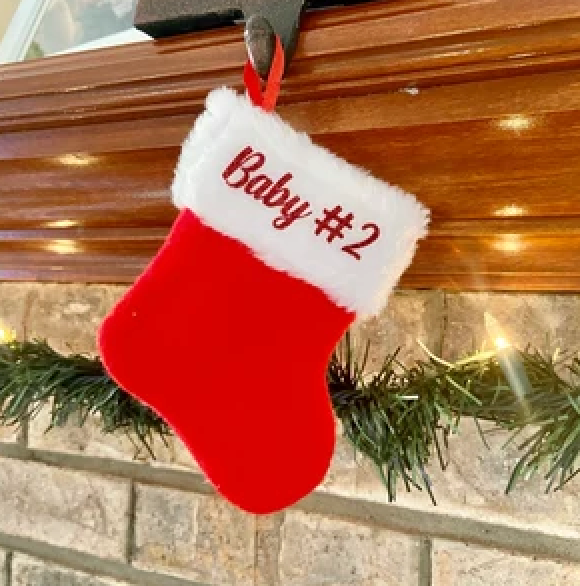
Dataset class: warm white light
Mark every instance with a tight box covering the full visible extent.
[57,154,98,167]
[484,313,511,350]
[485,314,530,414]
[498,114,533,132]
[45,219,77,229]
[494,205,526,217]
[495,337,511,350]
[45,240,80,255]
[0,326,15,343]
[493,234,523,254]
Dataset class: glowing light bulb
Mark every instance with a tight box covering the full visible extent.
[494,337,511,350]
[0,325,16,344]
[485,313,507,345]
[484,312,531,413]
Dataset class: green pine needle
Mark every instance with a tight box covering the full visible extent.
[0,341,169,456]
[1,336,579,502]
[328,333,580,502]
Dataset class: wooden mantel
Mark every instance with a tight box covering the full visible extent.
[1,0,580,290]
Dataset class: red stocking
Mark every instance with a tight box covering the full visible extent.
[98,87,428,514]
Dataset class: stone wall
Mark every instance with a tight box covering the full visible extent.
[0,283,580,586]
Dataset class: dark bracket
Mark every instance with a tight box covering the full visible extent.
[134,1,374,38]
[135,1,374,74]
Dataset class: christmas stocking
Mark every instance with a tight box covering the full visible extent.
[98,86,428,514]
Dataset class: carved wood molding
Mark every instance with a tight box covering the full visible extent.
[1,0,580,290]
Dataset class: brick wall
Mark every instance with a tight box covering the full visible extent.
[1,284,580,586]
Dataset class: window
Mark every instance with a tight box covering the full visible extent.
[0,0,150,63]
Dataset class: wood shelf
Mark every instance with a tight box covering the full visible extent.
[1,0,580,290]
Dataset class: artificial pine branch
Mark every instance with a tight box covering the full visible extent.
[1,338,579,501]
[0,341,169,455]
[328,334,580,501]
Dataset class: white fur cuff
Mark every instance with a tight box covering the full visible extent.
[172,88,429,316]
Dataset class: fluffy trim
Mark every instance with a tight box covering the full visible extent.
[172,87,429,315]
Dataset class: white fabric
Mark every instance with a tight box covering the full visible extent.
[172,87,429,316]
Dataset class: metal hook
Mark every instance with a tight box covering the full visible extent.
[243,0,304,78]
[134,0,304,78]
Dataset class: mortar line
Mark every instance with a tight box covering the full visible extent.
[3,551,12,586]
[0,532,209,586]
[125,481,138,565]
[298,492,580,565]
[253,515,259,586]
[16,418,28,448]
[0,443,579,565]
[0,443,213,495]
[418,538,432,586]
[438,290,450,358]
[20,289,37,343]
[16,288,37,450]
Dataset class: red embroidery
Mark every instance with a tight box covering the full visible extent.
[245,174,272,199]
[222,146,382,260]
[341,223,381,261]
[275,198,312,230]
[314,206,354,243]
[222,147,312,230]
[262,173,292,207]
[223,147,265,189]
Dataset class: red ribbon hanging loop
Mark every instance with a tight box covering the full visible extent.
[244,36,285,112]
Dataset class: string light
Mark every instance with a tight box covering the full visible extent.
[494,336,510,350]
[484,312,531,414]
[0,324,16,344]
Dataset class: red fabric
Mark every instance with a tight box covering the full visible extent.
[243,36,284,112]
[99,209,354,514]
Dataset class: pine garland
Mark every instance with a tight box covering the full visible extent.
[0,341,169,456]
[1,335,579,503]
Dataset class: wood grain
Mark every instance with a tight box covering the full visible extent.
[1,0,580,290]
